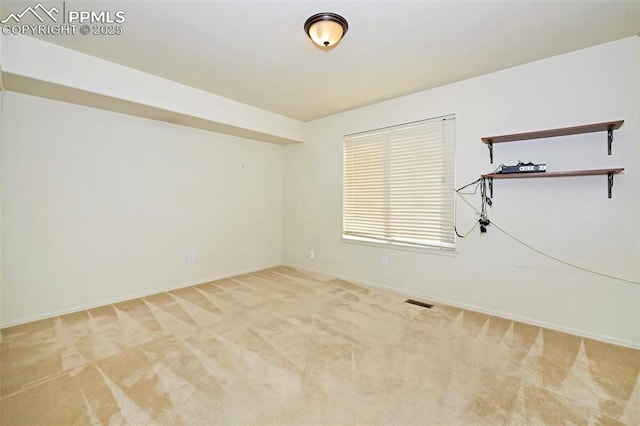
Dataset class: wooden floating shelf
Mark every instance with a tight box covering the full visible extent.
[481,168,624,179]
[481,121,623,144]
[481,168,624,198]
[481,120,624,163]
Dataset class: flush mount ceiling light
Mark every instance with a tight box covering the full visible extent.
[304,12,348,48]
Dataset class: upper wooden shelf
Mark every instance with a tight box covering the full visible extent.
[481,121,623,144]
[481,120,624,163]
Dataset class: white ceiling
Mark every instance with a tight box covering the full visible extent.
[15,0,640,121]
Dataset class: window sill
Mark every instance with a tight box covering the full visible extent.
[341,235,458,257]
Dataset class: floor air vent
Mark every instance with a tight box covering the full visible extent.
[405,299,434,309]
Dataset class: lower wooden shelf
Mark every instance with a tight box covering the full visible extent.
[481,168,624,198]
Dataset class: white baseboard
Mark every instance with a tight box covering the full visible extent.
[285,263,640,350]
[0,263,281,329]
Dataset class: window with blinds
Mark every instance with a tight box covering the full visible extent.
[343,115,456,250]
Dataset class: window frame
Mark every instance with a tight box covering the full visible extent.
[342,115,456,252]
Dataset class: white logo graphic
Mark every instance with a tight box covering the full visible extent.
[1,2,125,36]
[1,2,59,23]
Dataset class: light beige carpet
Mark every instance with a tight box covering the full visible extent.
[1,266,638,425]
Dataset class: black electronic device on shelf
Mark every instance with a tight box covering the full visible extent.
[497,161,546,174]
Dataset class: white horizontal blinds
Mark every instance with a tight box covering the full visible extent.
[344,115,456,249]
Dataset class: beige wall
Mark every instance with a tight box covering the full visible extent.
[1,29,4,332]
[283,37,640,348]
[0,92,284,326]
[0,89,3,329]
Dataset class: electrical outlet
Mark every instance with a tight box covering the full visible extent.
[381,255,388,266]
[187,252,196,262]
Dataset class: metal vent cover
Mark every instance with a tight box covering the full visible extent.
[405,299,434,309]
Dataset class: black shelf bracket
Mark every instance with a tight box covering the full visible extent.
[608,172,614,199]
[607,128,613,155]
[488,177,493,198]
[487,142,494,163]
